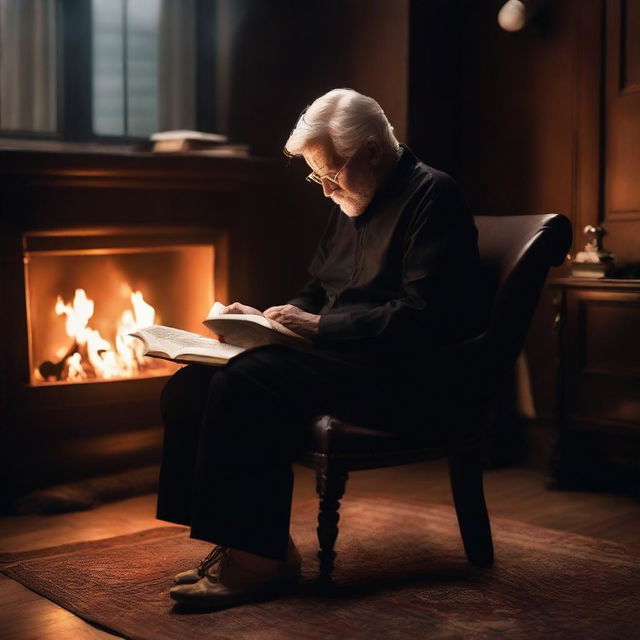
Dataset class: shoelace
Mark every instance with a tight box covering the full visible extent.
[197,545,228,578]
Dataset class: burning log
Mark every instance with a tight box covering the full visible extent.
[38,340,79,381]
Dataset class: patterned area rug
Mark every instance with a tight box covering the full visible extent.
[2,496,639,639]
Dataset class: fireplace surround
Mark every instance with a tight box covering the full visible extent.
[0,147,323,509]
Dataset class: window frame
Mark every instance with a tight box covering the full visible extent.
[0,0,217,144]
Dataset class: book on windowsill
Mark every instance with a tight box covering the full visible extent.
[152,140,249,156]
[149,129,245,155]
[151,129,228,143]
[129,302,310,367]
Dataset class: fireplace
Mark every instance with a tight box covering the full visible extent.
[24,229,219,385]
[0,149,323,510]
[0,224,227,506]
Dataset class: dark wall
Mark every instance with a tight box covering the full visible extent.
[409,0,589,223]
[407,0,632,425]
[458,0,580,221]
[461,0,584,422]
[221,0,409,157]
[408,0,463,175]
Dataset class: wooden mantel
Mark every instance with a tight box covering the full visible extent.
[0,145,286,191]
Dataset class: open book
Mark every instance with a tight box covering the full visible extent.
[130,302,310,367]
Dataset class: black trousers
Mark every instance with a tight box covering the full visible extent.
[155,344,444,561]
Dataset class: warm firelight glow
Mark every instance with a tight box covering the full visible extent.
[38,286,162,383]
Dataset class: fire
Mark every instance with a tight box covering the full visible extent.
[39,287,162,382]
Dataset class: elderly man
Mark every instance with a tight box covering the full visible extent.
[159,89,486,608]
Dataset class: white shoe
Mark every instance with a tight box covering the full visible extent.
[170,543,302,609]
[174,539,301,585]
[174,545,227,584]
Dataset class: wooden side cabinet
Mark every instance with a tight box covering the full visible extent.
[549,278,640,495]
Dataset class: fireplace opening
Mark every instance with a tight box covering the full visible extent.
[24,230,221,386]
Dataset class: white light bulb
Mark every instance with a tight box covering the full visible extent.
[498,0,527,32]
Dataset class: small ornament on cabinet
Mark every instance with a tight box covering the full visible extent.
[570,225,614,278]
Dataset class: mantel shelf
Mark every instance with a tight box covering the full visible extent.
[0,146,286,190]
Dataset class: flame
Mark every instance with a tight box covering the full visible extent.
[49,287,158,382]
[67,352,87,381]
[55,289,94,344]
[131,291,155,326]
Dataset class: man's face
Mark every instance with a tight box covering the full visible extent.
[302,138,377,217]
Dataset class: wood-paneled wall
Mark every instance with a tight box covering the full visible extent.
[407,0,640,423]
[604,0,640,262]
[459,0,590,421]
[220,0,409,157]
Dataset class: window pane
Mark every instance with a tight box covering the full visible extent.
[92,0,125,135]
[126,0,160,136]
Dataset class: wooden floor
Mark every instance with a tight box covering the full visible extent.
[1,461,639,639]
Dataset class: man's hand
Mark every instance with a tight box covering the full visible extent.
[263,304,320,338]
[218,302,264,316]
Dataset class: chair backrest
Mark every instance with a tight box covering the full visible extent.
[473,214,572,373]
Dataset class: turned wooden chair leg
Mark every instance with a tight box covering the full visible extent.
[315,464,348,580]
[449,449,494,567]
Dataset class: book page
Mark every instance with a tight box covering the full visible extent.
[205,308,307,341]
[143,325,220,349]
[203,314,310,347]
[132,325,244,361]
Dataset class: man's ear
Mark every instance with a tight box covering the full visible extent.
[365,139,383,166]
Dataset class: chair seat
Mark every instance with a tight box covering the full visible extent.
[308,414,483,457]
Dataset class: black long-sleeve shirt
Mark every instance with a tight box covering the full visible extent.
[288,146,487,362]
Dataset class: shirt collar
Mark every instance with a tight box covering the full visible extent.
[377,144,417,196]
[352,144,417,227]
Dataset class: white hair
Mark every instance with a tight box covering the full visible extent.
[284,88,400,159]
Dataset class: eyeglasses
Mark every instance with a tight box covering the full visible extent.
[305,153,355,187]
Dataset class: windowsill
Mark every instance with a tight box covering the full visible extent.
[0,137,257,161]
[0,137,147,155]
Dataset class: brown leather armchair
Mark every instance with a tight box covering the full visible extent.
[299,213,573,579]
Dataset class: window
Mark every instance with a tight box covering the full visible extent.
[92,0,162,136]
[0,0,217,141]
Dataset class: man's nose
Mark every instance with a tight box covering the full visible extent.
[321,178,338,197]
